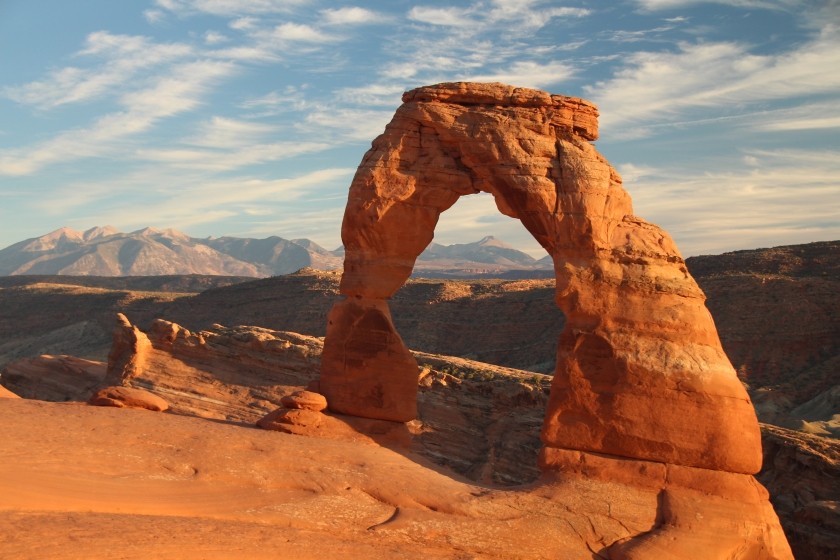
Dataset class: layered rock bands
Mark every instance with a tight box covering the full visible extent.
[319,82,791,558]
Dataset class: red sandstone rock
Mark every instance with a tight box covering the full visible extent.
[105,313,152,385]
[0,354,106,401]
[257,407,323,431]
[319,81,788,557]
[280,390,327,412]
[0,385,20,398]
[321,81,761,474]
[88,386,169,411]
[321,297,418,421]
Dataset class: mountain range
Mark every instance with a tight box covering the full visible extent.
[0,226,549,277]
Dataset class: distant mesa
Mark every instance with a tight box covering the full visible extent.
[0,226,551,278]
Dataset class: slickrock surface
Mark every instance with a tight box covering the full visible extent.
[3,314,798,557]
[0,397,785,560]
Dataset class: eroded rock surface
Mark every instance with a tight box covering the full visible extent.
[759,424,840,560]
[319,81,789,558]
[0,354,106,400]
[321,82,759,469]
[89,386,169,411]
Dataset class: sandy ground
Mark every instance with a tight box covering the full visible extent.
[0,399,657,560]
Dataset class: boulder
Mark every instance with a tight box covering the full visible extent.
[280,390,328,412]
[88,386,168,412]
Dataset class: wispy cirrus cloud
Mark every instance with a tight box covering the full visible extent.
[57,167,354,241]
[0,60,235,176]
[408,6,475,27]
[155,0,311,17]
[589,23,840,135]
[320,7,391,26]
[634,0,806,10]
[408,1,590,33]
[3,32,193,109]
[135,141,329,171]
[183,116,276,148]
[620,148,840,255]
[458,60,577,89]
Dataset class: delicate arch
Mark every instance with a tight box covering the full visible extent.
[320,82,761,475]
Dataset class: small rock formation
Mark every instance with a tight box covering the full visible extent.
[97,315,325,422]
[319,82,791,557]
[257,390,329,433]
[104,313,152,385]
[281,390,328,411]
[88,386,169,411]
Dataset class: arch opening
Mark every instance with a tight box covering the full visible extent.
[319,82,762,477]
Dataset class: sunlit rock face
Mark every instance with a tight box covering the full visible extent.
[318,82,795,557]
[321,81,761,474]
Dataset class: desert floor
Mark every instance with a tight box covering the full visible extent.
[0,398,659,560]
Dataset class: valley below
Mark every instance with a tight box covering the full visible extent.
[1,239,838,559]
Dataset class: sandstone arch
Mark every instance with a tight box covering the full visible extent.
[320,82,761,475]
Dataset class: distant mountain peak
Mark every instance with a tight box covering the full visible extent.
[42,227,84,242]
[0,226,551,278]
[83,225,119,241]
[474,235,511,248]
[133,227,162,236]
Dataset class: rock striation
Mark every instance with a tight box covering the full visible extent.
[319,82,790,557]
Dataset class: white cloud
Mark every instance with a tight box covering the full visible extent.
[81,167,354,234]
[135,141,329,171]
[334,83,406,107]
[34,166,353,246]
[271,22,336,43]
[229,17,257,30]
[204,31,229,44]
[589,24,840,133]
[3,32,193,109]
[621,148,840,255]
[458,60,577,89]
[144,9,166,24]
[488,2,590,29]
[0,60,235,176]
[156,0,311,16]
[183,116,276,148]
[320,7,390,26]
[408,6,475,27]
[635,0,802,9]
[300,107,395,142]
[239,86,312,117]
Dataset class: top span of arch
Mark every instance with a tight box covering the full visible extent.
[402,82,600,141]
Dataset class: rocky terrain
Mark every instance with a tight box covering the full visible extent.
[2,240,836,558]
[687,240,840,438]
[2,240,837,419]
[2,82,836,559]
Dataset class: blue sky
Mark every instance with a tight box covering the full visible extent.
[1,0,838,257]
